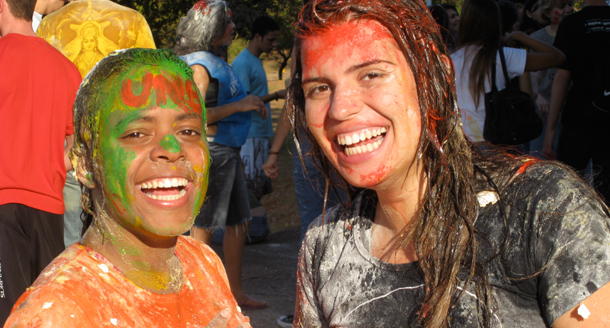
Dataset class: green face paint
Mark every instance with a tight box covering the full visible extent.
[159,134,182,153]
[95,63,209,237]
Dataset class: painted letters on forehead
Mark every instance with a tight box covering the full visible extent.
[120,67,204,116]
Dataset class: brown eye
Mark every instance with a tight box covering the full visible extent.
[122,132,145,139]
[180,129,202,137]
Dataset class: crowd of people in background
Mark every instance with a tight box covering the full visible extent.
[1,0,609,327]
[430,0,609,207]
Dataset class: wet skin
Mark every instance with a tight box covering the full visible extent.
[301,19,423,193]
[96,65,209,241]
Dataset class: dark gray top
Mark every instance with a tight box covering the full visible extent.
[295,162,610,327]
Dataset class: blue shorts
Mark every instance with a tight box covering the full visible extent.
[194,142,251,231]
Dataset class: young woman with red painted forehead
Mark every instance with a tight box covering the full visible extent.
[287,0,610,327]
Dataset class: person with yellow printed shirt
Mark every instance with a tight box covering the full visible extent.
[36,0,156,249]
[38,0,156,78]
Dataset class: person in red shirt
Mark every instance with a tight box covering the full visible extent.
[0,0,81,324]
[4,48,250,328]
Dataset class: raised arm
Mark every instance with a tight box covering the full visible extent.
[506,31,565,71]
[260,89,287,104]
[191,64,267,124]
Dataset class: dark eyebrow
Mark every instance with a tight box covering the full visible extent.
[176,112,202,122]
[116,115,155,128]
[346,59,394,74]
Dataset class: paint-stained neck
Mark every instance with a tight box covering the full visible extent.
[81,212,184,294]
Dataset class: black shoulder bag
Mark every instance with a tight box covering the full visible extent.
[483,47,543,145]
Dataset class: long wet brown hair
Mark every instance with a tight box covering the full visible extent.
[456,0,503,109]
[287,0,517,326]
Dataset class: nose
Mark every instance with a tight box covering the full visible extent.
[151,134,186,162]
[328,86,363,121]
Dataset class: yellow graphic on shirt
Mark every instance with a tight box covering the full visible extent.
[38,0,156,77]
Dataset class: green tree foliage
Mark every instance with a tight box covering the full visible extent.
[231,0,302,80]
[115,0,301,80]
[114,0,192,48]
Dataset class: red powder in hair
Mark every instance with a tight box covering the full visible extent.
[193,0,212,12]
[302,20,394,77]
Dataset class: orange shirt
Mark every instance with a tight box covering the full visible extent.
[4,237,248,327]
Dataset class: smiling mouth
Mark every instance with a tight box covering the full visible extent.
[337,127,387,156]
[138,178,188,201]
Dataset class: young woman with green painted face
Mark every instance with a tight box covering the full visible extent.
[5,49,251,328]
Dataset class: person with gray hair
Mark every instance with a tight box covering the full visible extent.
[174,0,268,310]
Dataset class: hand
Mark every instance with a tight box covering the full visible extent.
[542,127,557,159]
[238,95,267,120]
[536,94,550,116]
[504,30,525,43]
[263,154,279,178]
[205,309,252,328]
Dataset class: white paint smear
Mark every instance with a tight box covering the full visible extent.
[577,303,590,319]
[477,191,499,207]
[98,263,109,273]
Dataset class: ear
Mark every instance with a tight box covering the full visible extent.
[73,155,96,189]
[253,33,262,43]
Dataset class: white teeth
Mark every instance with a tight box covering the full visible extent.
[144,189,187,201]
[344,137,384,156]
[139,178,188,190]
[337,128,387,146]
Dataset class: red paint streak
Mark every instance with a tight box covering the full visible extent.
[359,165,389,185]
[152,73,183,107]
[110,196,127,215]
[193,0,211,11]
[515,159,538,176]
[121,72,202,113]
[121,72,153,108]
[185,80,203,114]
[302,20,394,78]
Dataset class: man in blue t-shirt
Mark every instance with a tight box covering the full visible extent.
[232,16,286,218]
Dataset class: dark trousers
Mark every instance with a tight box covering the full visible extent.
[0,204,64,325]
[558,125,610,206]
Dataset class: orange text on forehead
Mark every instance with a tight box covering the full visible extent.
[121,72,202,114]
[302,20,393,71]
